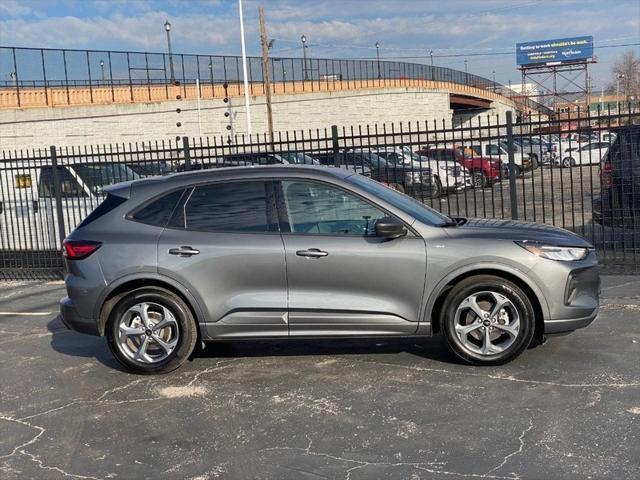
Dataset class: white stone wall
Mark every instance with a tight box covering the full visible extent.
[0,88,455,152]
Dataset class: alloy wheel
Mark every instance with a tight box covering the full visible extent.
[116,302,180,364]
[454,291,520,356]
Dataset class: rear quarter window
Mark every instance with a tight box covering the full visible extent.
[77,194,127,228]
[130,189,185,227]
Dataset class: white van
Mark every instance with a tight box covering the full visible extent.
[468,142,532,176]
[0,159,138,251]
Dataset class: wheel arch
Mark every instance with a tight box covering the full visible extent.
[426,266,548,344]
[95,273,207,341]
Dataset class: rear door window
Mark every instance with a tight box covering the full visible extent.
[175,181,278,233]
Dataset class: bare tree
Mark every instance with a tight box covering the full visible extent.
[609,50,640,101]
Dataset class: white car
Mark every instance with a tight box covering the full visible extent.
[556,142,610,168]
[374,147,472,197]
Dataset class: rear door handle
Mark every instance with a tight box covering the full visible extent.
[296,248,328,258]
[168,246,200,257]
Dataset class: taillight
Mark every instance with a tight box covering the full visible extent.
[63,240,102,259]
[601,162,612,189]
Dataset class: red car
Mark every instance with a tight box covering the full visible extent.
[416,147,506,188]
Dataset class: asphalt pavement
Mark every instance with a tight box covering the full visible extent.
[0,276,639,479]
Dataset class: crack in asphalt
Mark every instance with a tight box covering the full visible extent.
[264,434,517,480]
[483,418,534,478]
[353,359,640,389]
[0,359,240,479]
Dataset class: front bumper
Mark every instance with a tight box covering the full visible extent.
[60,296,100,336]
[527,251,600,335]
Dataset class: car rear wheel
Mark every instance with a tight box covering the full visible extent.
[471,170,488,189]
[430,177,443,198]
[562,157,574,168]
[441,275,535,365]
[106,287,198,374]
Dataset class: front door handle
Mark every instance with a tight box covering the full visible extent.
[296,248,328,258]
[168,246,200,257]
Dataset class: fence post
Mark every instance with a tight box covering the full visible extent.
[182,136,191,171]
[49,146,67,247]
[506,111,518,220]
[331,125,340,167]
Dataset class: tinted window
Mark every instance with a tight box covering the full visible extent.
[132,189,185,227]
[282,181,387,236]
[181,181,277,232]
[38,166,86,198]
[72,163,139,194]
[78,194,127,228]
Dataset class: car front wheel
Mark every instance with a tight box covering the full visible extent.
[441,275,535,365]
[106,287,198,374]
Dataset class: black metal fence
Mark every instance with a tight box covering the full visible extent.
[0,45,549,114]
[0,105,638,278]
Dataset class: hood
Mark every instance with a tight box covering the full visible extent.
[444,217,592,247]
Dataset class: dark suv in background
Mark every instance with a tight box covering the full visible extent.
[593,125,640,228]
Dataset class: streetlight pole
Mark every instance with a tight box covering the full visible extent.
[464,59,468,84]
[375,42,381,80]
[616,73,625,111]
[301,34,308,81]
[100,60,105,82]
[164,20,175,83]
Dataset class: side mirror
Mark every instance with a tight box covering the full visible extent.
[375,217,407,240]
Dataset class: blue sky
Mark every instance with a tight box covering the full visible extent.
[0,0,638,88]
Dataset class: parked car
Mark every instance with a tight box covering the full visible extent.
[592,125,640,227]
[374,147,472,195]
[307,151,372,177]
[513,137,546,166]
[557,142,610,168]
[416,146,506,189]
[0,159,139,250]
[314,150,435,197]
[467,142,532,176]
[60,165,600,374]
[126,161,172,177]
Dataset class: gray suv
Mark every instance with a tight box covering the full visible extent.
[60,166,599,374]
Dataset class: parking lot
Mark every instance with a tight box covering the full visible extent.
[0,277,639,479]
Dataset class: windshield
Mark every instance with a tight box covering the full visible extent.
[401,146,423,162]
[346,174,452,226]
[359,151,402,168]
[281,152,318,165]
[72,163,139,194]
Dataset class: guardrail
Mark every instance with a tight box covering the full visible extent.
[0,46,551,114]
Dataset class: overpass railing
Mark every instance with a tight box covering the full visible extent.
[0,46,550,114]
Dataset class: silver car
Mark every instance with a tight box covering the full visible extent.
[60,166,600,374]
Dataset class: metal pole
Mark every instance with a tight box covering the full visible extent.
[238,0,252,134]
[331,125,340,167]
[100,60,105,81]
[182,136,191,171]
[49,146,67,247]
[196,78,202,137]
[376,42,381,79]
[165,20,175,82]
[302,35,308,81]
[506,111,518,220]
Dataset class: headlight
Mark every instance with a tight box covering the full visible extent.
[516,241,589,261]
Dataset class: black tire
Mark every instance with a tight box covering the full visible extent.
[562,157,573,168]
[441,275,535,366]
[106,287,198,374]
[430,177,443,198]
[471,170,488,189]
[530,156,539,170]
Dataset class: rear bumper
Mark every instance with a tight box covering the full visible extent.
[60,296,100,336]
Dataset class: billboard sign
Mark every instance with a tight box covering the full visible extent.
[516,36,594,66]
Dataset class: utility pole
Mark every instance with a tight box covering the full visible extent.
[301,34,308,81]
[375,42,381,79]
[259,6,274,146]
